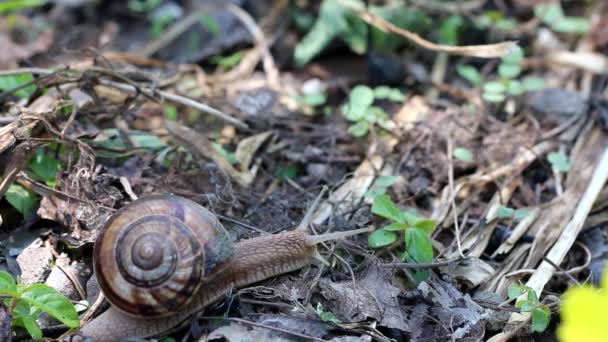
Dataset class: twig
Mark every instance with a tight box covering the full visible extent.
[227,3,281,90]
[446,137,466,258]
[214,213,269,235]
[342,0,517,58]
[383,257,469,269]
[99,79,249,129]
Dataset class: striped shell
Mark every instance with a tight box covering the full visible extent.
[93,194,233,317]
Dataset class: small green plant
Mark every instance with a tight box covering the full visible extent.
[293,0,431,66]
[294,92,328,108]
[508,283,551,332]
[475,11,517,31]
[453,147,474,162]
[534,2,590,34]
[343,85,403,137]
[211,143,237,165]
[548,152,570,172]
[150,14,175,38]
[0,271,79,339]
[0,0,47,14]
[365,175,398,200]
[457,48,545,103]
[209,51,247,71]
[368,194,436,281]
[28,148,62,187]
[5,184,39,219]
[0,73,37,99]
[438,15,465,46]
[315,303,341,324]
[497,205,530,220]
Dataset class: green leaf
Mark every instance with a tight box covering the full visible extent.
[401,252,430,282]
[499,63,521,79]
[387,89,405,102]
[517,299,536,312]
[0,73,37,99]
[484,81,506,94]
[453,147,473,162]
[506,79,524,96]
[276,164,298,181]
[374,175,398,187]
[348,121,369,137]
[405,227,434,264]
[532,306,551,332]
[364,186,386,200]
[5,184,39,218]
[456,65,482,86]
[501,47,524,64]
[368,229,398,248]
[345,85,375,121]
[21,316,42,339]
[91,129,166,151]
[199,14,220,34]
[20,284,80,328]
[527,288,539,305]
[482,92,506,103]
[402,210,421,226]
[383,222,408,231]
[495,18,516,30]
[294,93,327,107]
[317,303,341,324]
[438,15,464,46]
[522,77,545,91]
[315,303,341,324]
[548,152,570,172]
[209,51,246,69]
[12,299,43,339]
[211,143,237,165]
[294,0,351,66]
[131,132,167,149]
[413,219,436,235]
[0,0,47,14]
[497,205,514,219]
[371,194,404,223]
[163,105,178,120]
[552,17,590,34]
[508,283,526,300]
[29,153,61,185]
[340,11,368,54]
[373,86,392,99]
[0,271,19,297]
[535,3,564,24]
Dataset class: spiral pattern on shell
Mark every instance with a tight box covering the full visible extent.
[94,194,234,317]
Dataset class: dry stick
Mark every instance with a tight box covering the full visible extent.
[343,1,517,58]
[98,79,248,129]
[487,145,608,342]
[446,137,466,258]
[227,3,281,91]
[384,257,469,270]
[0,67,247,129]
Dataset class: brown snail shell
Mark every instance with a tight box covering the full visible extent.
[93,194,233,317]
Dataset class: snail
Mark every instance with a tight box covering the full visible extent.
[78,194,368,341]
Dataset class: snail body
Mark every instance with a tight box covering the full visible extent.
[81,194,367,341]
